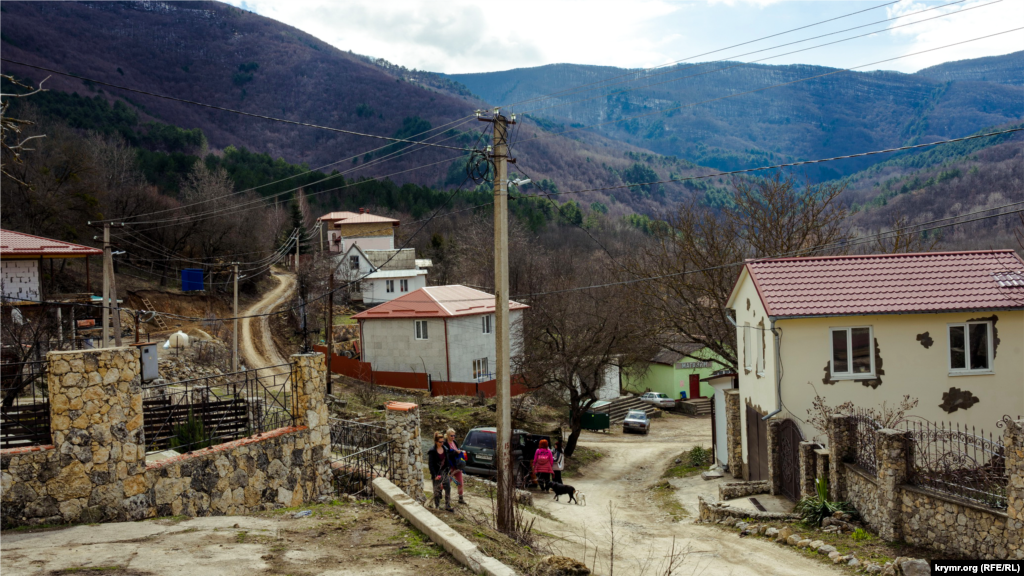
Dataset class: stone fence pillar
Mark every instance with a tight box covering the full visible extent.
[767,419,781,495]
[385,402,425,501]
[290,353,332,499]
[724,390,743,479]
[875,428,913,541]
[828,414,856,501]
[798,441,818,499]
[1004,418,1024,560]
[48,347,146,523]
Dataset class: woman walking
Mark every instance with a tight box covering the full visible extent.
[532,438,555,492]
[552,439,565,485]
[428,431,454,511]
[444,428,466,504]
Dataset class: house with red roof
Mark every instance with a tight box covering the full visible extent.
[352,285,528,384]
[724,250,1024,489]
[1,229,101,305]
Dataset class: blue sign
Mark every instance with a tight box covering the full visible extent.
[181,268,204,292]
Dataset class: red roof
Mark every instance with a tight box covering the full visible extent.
[734,250,1024,317]
[317,211,399,226]
[0,229,102,258]
[352,285,528,319]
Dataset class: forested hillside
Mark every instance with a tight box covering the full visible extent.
[449,52,1024,178]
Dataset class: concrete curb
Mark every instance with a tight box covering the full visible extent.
[372,477,518,576]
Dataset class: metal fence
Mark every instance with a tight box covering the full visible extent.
[0,360,50,448]
[329,417,393,497]
[901,416,1016,509]
[142,364,293,454]
[849,410,881,475]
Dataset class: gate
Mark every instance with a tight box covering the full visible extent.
[746,404,769,481]
[778,419,803,500]
[329,418,393,497]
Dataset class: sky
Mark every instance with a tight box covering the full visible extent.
[225,0,1023,75]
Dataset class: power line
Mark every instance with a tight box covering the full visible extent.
[0,57,475,153]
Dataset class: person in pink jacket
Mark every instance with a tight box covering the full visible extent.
[532,438,555,492]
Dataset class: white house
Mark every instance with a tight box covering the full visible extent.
[317,210,399,253]
[352,285,528,383]
[1,229,102,304]
[336,245,429,305]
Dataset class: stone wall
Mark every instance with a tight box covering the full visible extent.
[797,441,819,500]
[697,493,800,523]
[1,349,333,528]
[386,401,425,501]
[719,480,769,500]
[821,416,1024,560]
[724,390,742,478]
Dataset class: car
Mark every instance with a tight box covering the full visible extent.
[622,409,651,434]
[640,391,676,408]
[458,427,551,478]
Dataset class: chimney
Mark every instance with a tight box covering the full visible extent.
[359,208,365,214]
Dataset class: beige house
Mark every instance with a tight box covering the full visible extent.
[725,250,1024,494]
[317,210,398,253]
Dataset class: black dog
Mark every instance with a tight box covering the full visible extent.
[549,482,577,504]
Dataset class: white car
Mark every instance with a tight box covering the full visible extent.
[640,391,676,408]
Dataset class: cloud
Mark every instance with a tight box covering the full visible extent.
[882,0,1024,71]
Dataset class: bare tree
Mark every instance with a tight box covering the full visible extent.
[0,75,47,186]
[872,207,940,254]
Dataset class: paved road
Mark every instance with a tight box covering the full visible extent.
[239,270,294,378]
[526,414,839,576]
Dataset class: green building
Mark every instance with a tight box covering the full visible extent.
[622,344,728,400]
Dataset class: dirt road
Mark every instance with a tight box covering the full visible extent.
[239,270,294,377]
[525,414,838,576]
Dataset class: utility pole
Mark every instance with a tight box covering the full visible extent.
[294,233,300,272]
[481,108,514,533]
[232,263,239,372]
[102,223,111,347]
[327,269,334,395]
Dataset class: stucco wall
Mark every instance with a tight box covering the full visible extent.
[362,318,449,381]
[2,259,40,303]
[362,274,426,305]
[446,310,523,382]
[732,274,776,466]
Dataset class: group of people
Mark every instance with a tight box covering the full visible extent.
[429,428,568,510]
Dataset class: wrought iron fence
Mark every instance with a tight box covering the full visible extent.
[849,410,881,475]
[142,364,293,455]
[901,417,1014,509]
[0,360,50,448]
[329,417,392,497]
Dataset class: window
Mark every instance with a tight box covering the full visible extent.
[473,358,489,380]
[385,280,394,293]
[414,320,429,340]
[482,314,492,334]
[400,279,408,292]
[349,255,359,270]
[755,325,764,376]
[948,322,992,373]
[830,327,874,379]
[743,324,752,371]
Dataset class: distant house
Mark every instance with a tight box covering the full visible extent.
[352,285,528,383]
[317,210,399,253]
[1,229,101,305]
[336,245,430,305]
[725,250,1024,491]
[622,344,727,400]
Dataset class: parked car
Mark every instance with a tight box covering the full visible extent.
[459,427,552,479]
[622,409,651,434]
[640,391,676,408]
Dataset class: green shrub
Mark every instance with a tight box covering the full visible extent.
[169,409,211,452]
[795,476,853,527]
[851,528,872,541]
[689,445,711,468]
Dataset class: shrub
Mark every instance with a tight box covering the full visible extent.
[795,476,853,527]
[689,445,711,468]
[169,409,212,452]
[851,528,872,541]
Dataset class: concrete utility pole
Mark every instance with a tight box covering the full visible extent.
[294,233,300,272]
[102,223,111,347]
[232,263,239,372]
[481,109,514,532]
[327,269,334,395]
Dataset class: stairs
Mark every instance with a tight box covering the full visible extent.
[593,395,660,423]
[677,397,712,416]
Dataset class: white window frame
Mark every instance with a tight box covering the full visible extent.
[385,279,394,293]
[829,326,875,380]
[482,314,492,334]
[743,324,752,371]
[755,325,764,377]
[399,279,408,292]
[472,357,489,380]
[947,321,994,375]
[349,255,359,270]
[414,320,429,340]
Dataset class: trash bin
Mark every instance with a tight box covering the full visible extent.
[582,411,610,431]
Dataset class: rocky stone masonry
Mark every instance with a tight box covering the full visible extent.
[797,441,818,500]
[719,480,770,500]
[828,414,856,501]
[1006,419,1024,560]
[724,390,742,479]
[875,428,912,541]
[697,493,800,523]
[900,483,1010,560]
[844,462,883,530]
[1,349,334,528]
[386,402,425,501]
